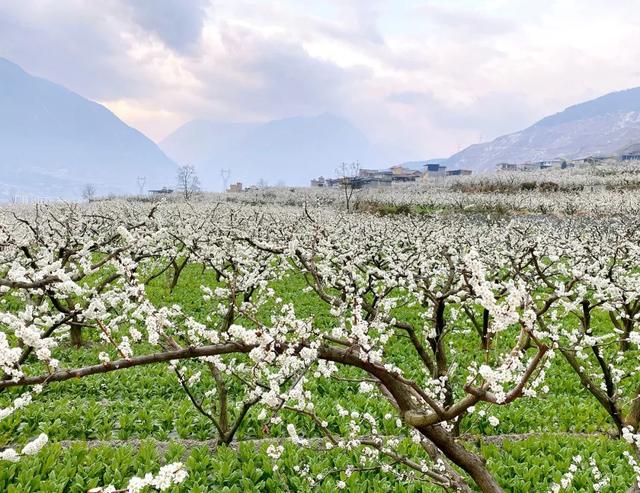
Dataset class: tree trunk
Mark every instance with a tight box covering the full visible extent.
[481,309,491,350]
[70,324,83,347]
[420,425,504,493]
[169,258,188,293]
[620,318,634,352]
[420,439,474,493]
[626,387,640,430]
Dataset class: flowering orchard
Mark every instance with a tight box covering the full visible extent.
[1,176,640,491]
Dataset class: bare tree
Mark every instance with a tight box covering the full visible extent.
[176,165,201,201]
[8,188,19,204]
[82,184,96,202]
[336,161,360,212]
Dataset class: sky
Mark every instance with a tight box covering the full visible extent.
[1,0,639,159]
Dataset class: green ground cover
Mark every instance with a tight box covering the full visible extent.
[0,265,635,492]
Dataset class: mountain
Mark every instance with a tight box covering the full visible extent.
[160,119,258,168]
[447,87,640,171]
[160,114,386,189]
[0,57,176,200]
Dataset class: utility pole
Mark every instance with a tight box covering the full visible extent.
[221,169,231,192]
[137,176,147,196]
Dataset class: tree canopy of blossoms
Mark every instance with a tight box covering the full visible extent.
[1,173,640,492]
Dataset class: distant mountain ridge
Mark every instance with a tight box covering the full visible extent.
[160,120,258,169]
[160,114,390,189]
[0,57,176,200]
[447,87,640,171]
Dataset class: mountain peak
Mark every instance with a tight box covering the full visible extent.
[160,113,381,187]
[0,57,176,199]
[447,87,640,171]
[535,87,640,128]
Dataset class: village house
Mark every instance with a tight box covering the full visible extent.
[567,157,601,166]
[446,169,472,176]
[496,163,518,171]
[310,176,326,187]
[149,187,174,195]
[497,159,567,172]
[618,143,640,161]
[389,165,423,182]
[521,162,548,171]
[536,159,567,169]
[420,163,447,182]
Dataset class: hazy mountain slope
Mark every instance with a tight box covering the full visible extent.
[447,87,640,171]
[0,57,176,199]
[161,114,383,188]
[160,119,258,167]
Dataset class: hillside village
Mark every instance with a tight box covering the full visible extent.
[495,142,640,171]
[182,141,640,194]
[301,142,640,192]
[309,162,469,189]
[220,147,639,193]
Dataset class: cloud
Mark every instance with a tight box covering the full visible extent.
[416,2,516,37]
[1,0,640,158]
[0,1,160,100]
[124,0,210,53]
[188,27,366,119]
[387,90,536,139]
